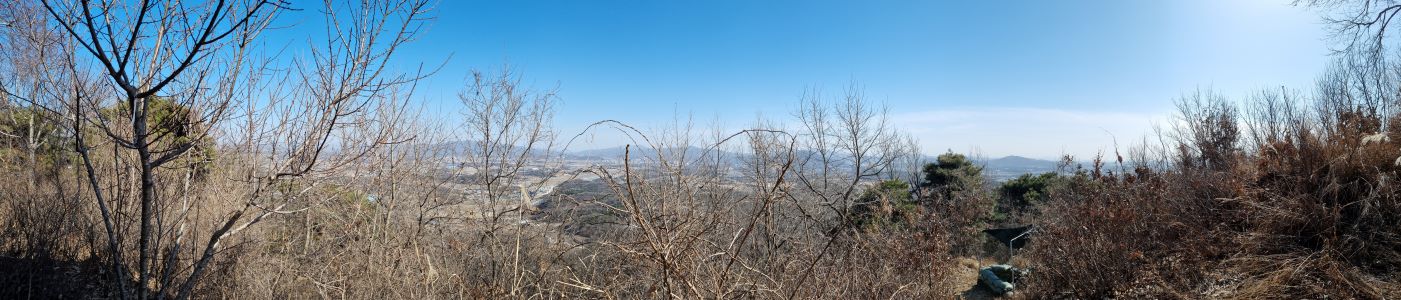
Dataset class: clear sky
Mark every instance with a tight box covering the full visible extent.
[274,0,1333,159]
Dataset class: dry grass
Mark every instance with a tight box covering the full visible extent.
[1020,88,1401,299]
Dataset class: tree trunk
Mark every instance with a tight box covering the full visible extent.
[135,96,155,299]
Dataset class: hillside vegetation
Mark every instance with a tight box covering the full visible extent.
[1,0,1400,299]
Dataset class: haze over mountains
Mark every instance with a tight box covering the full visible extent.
[564,145,1061,181]
[430,139,1064,182]
[977,155,1060,181]
[565,145,722,161]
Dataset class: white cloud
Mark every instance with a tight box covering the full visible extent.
[891,107,1170,159]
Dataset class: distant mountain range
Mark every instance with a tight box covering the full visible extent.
[566,147,1064,173]
[565,145,740,161]
[981,155,1059,170]
[432,140,1062,180]
[427,140,555,158]
[424,141,744,161]
[977,155,1061,182]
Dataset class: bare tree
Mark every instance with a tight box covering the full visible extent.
[1242,87,1307,152]
[0,0,89,270]
[450,66,559,295]
[1299,0,1401,61]
[1172,88,1241,171]
[791,83,908,226]
[0,1,70,188]
[786,82,910,296]
[35,0,430,298]
[458,66,557,221]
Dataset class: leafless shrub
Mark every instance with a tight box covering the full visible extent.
[1029,71,1401,298]
[1173,89,1242,171]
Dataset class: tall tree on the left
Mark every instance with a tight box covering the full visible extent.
[5,0,433,298]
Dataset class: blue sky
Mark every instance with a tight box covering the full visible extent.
[276,0,1331,159]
